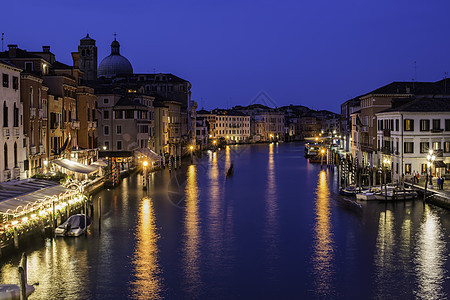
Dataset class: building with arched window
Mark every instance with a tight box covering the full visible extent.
[0,60,25,181]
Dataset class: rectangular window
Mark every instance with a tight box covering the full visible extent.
[405,164,412,174]
[433,141,441,150]
[116,125,122,134]
[125,110,134,119]
[404,142,414,153]
[395,119,399,131]
[104,125,109,136]
[103,98,109,104]
[12,76,18,90]
[420,119,430,131]
[420,142,429,153]
[104,141,109,150]
[432,119,441,130]
[2,74,9,87]
[115,110,123,119]
[421,164,427,174]
[446,119,450,131]
[445,141,450,153]
[25,62,33,72]
[103,110,109,119]
[117,140,122,150]
[404,119,414,131]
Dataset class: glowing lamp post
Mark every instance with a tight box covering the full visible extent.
[143,161,148,190]
[190,145,194,163]
[320,148,326,168]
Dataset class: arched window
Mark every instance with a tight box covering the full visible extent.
[4,143,8,170]
[3,102,8,127]
[13,142,17,167]
[13,103,18,127]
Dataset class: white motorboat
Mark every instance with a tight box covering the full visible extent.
[373,188,418,201]
[356,191,377,201]
[55,214,91,237]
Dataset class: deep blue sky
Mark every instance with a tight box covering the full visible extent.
[1,0,450,113]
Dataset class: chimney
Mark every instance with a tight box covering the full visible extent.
[42,46,50,53]
[8,44,17,57]
[71,52,79,68]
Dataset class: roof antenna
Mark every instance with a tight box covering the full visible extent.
[444,72,448,95]
[113,32,117,40]
[1,33,4,52]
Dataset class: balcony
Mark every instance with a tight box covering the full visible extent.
[3,169,11,181]
[88,121,97,129]
[3,128,10,137]
[13,128,19,136]
[39,145,45,153]
[39,109,46,119]
[30,109,36,118]
[431,128,443,133]
[71,121,80,129]
[30,146,37,155]
[13,167,20,180]
[381,147,393,155]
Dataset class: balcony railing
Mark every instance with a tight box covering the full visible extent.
[431,128,443,133]
[381,147,393,155]
[39,145,45,153]
[88,121,97,129]
[3,128,10,137]
[13,167,20,180]
[3,169,11,181]
[39,109,47,119]
[71,121,80,129]
[30,146,36,155]
[13,128,19,136]
[30,109,36,118]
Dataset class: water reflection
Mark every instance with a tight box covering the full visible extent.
[182,165,202,296]
[130,197,163,299]
[265,143,279,263]
[414,206,447,299]
[312,170,335,297]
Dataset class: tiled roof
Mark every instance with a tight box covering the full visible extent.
[380,97,450,113]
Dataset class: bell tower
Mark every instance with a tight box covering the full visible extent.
[78,34,97,82]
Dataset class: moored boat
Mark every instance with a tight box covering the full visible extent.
[0,284,34,300]
[55,214,91,237]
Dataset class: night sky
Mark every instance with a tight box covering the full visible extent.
[1,0,450,112]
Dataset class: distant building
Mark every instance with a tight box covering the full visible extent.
[212,109,250,143]
[78,34,98,82]
[341,97,360,152]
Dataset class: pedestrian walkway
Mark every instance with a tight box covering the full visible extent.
[407,177,450,201]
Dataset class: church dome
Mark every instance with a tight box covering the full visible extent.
[98,38,133,78]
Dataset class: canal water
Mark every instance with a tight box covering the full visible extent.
[1,142,450,299]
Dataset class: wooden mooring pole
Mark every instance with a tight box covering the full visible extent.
[98,197,102,233]
[19,252,27,300]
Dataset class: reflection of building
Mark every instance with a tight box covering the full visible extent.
[376,97,450,182]
[0,61,25,181]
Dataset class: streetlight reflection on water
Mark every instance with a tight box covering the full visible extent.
[312,170,335,297]
[130,196,162,299]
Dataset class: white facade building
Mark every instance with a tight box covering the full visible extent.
[0,61,25,181]
[213,110,250,143]
[376,97,450,182]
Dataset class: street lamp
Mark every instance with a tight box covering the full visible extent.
[189,145,194,163]
[143,161,148,190]
[427,149,436,186]
[383,158,390,200]
[320,148,326,168]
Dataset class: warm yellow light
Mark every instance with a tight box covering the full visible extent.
[190,146,194,150]
[226,136,229,139]
[209,134,212,138]
[11,221,18,226]
[213,140,216,144]
[143,161,148,167]
[321,149,325,154]
[22,217,28,222]
[31,214,37,219]
[103,146,107,150]
[315,137,319,141]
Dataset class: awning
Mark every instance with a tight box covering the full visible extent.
[434,160,447,168]
[0,179,71,214]
[53,159,99,174]
[136,148,161,161]
[92,160,108,167]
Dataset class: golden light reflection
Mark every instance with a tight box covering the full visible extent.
[182,165,202,295]
[373,209,396,297]
[414,205,446,299]
[130,196,163,299]
[265,143,279,257]
[312,170,335,297]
